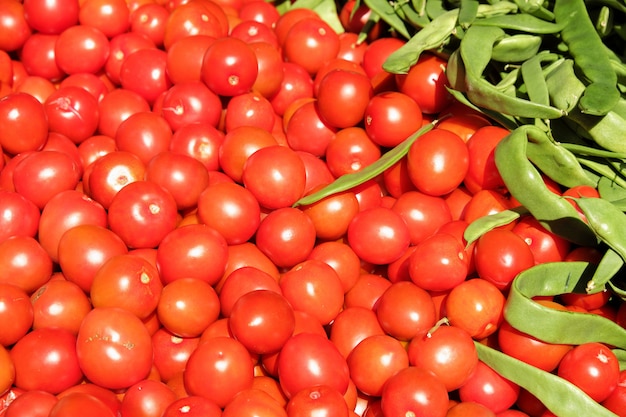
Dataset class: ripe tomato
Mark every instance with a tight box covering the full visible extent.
[3,389,58,417]
[228,289,296,354]
[285,100,337,157]
[459,361,520,414]
[156,224,229,286]
[445,278,505,340]
[316,69,373,128]
[201,37,258,97]
[277,332,350,398]
[380,366,449,417]
[407,128,469,196]
[0,1,32,52]
[11,327,83,394]
[286,385,350,417]
[0,92,48,155]
[0,191,40,244]
[348,334,409,397]
[0,284,34,347]
[364,91,423,147]
[407,325,478,391]
[391,191,453,245]
[557,342,620,403]
[329,306,385,359]
[474,229,535,290]
[79,0,131,38]
[184,336,255,408]
[396,53,452,114]
[162,395,222,417]
[119,379,177,417]
[463,125,508,193]
[0,236,54,295]
[282,18,340,76]
[55,25,110,75]
[44,86,100,144]
[511,216,571,264]
[325,126,381,177]
[76,307,153,390]
[97,88,151,138]
[348,206,410,265]
[219,266,282,317]
[30,279,92,334]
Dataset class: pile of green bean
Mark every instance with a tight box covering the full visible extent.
[291,0,626,414]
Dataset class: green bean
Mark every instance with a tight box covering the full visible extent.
[519,52,554,105]
[575,196,626,261]
[566,109,626,154]
[595,5,613,37]
[382,8,458,73]
[393,0,430,29]
[598,176,626,210]
[491,34,542,63]
[463,207,527,245]
[445,86,520,130]
[554,0,620,115]
[505,261,626,349]
[460,25,566,119]
[472,13,565,33]
[363,0,411,38]
[292,122,436,207]
[476,342,621,417]
[576,156,626,190]
[458,0,479,28]
[524,125,597,188]
[494,125,596,245]
[587,248,624,293]
[545,58,585,113]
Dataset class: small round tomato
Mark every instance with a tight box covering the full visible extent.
[407,325,478,391]
[0,284,34,347]
[459,361,520,414]
[445,278,505,340]
[282,17,340,76]
[184,336,254,408]
[463,125,508,193]
[301,189,359,241]
[396,53,452,114]
[44,85,100,144]
[380,366,449,417]
[348,334,409,397]
[97,88,151,138]
[512,216,571,264]
[347,206,411,265]
[160,81,223,132]
[375,281,437,341]
[286,385,350,417]
[79,0,131,38]
[285,100,337,157]
[316,69,373,128]
[474,229,535,290]
[0,236,53,295]
[219,125,279,183]
[391,191,453,245]
[277,332,350,399]
[325,126,381,177]
[3,389,58,417]
[0,92,48,155]
[201,37,258,97]
[408,127,469,196]
[329,306,385,359]
[30,279,92,334]
[55,25,110,75]
[364,91,423,148]
[76,307,153,390]
[11,327,83,394]
[0,190,40,243]
[229,289,296,355]
[557,342,620,403]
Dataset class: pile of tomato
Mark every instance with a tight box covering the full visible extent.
[0,0,625,416]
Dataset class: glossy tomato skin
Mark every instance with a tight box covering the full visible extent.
[55,25,110,75]
[316,69,373,129]
[76,307,154,390]
[364,91,423,148]
[380,366,449,417]
[286,385,350,417]
[156,224,229,286]
[48,392,116,417]
[30,279,92,334]
[396,53,452,114]
[282,17,340,76]
[557,342,620,403]
[3,389,58,417]
[325,126,381,177]
[277,332,350,399]
[391,191,453,246]
[184,336,255,408]
[0,92,48,155]
[201,36,258,97]
[347,206,411,265]
[162,395,222,417]
[119,379,177,417]
[0,190,40,243]
[0,236,54,295]
[407,128,469,196]
[459,361,520,414]
[0,1,32,52]
[0,284,34,347]
[11,327,83,394]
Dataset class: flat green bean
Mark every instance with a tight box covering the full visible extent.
[519,52,554,105]
[458,0,479,27]
[567,109,626,154]
[363,0,411,38]
[472,13,565,33]
[545,58,585,113]
[491,34,542,63]
[554,0,620,115]
[463,207,527,245]
[587,248,624,293]
[476,342,620,417]
[494,125,596,245]
[575,196,626,261]
[292,122,436,206]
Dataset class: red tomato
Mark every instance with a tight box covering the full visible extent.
[242,145,306,209]
[408,232,469,292]
[162,2,228,50]
[286,385,350,417]
[97,88,151,138]
[11,327,83,394]
[463,125,508,193]
[3,389,58,417]
[0,1,32,51]
[347,206,411,265]
[115,112,172,165]
[380,366,449,417]
[348,334,409,397]
[497,320,572,372]
[474,229,535,290]
[222,388,287,417]
[511,215,571,264]
[344,273,392,310]
[396,53,452,114]
[301,189,359,241]
[407,325,478,391]
[364,91,423,147]
[219,125,279,182]
[445,278,505,340]
[129,3,169,47]
[0,284,34,347]
[307,240,361,293]
[79,0,131,38]
[375,281,437,340]
[0,92,48,155]
[76,307,153,390]
[30,279,92,334]
[459,361,520,414]
[225,91,275,133]
[219,266,281,317]
[285,100,337,157]
[447,402,497,417]
[201,36,258,97]
[362,37,405,79]
[55,25,110,75]
[0,190,40,243]
[407,128,469,196]
[277,332,350,398]
[279,259,344,326]
[49,392,116,417]
[162,395,222,417]
[325,126,381,177]
[329,306,385,359]
[391,190,453,245]
[184,336,255,408]
[316,69,373,128]
[152,328,200,382]
[169,121,224,171]
[250,41,284,99]
[0,236,53,294]
[119,379,177,417]
[270,62,314,116]
[557,342,620,402]
[602,370,626,417]
[229,289,296,354]
[282,18,340,76]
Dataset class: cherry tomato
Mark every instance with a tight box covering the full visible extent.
[459,361,520,414]
[76,307,154,390]
[557,342,620,403]
[0,284,34,347]
[396,53,452,114]
[380,366,449,417]
[119,379,177,417]
[0,236,53,294]
[286,385,350,417]
[3,389,58,417]
[463,125,508,194]
[0,190,40,243]
[0,1,32,51]
[282,18,340,76]
[201,36,258,97]
[0,92,48,155]
[325,126,381,177]
[364,91,423,147]
[162,395,222,417]
[512,216,571,264]
[316,69,373,128]
[55,25,110,75]
[285,100,337,157]
[120,48,171,105]
[30,279,92,334]
[391,190,453,245]
[79,0,131,38]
